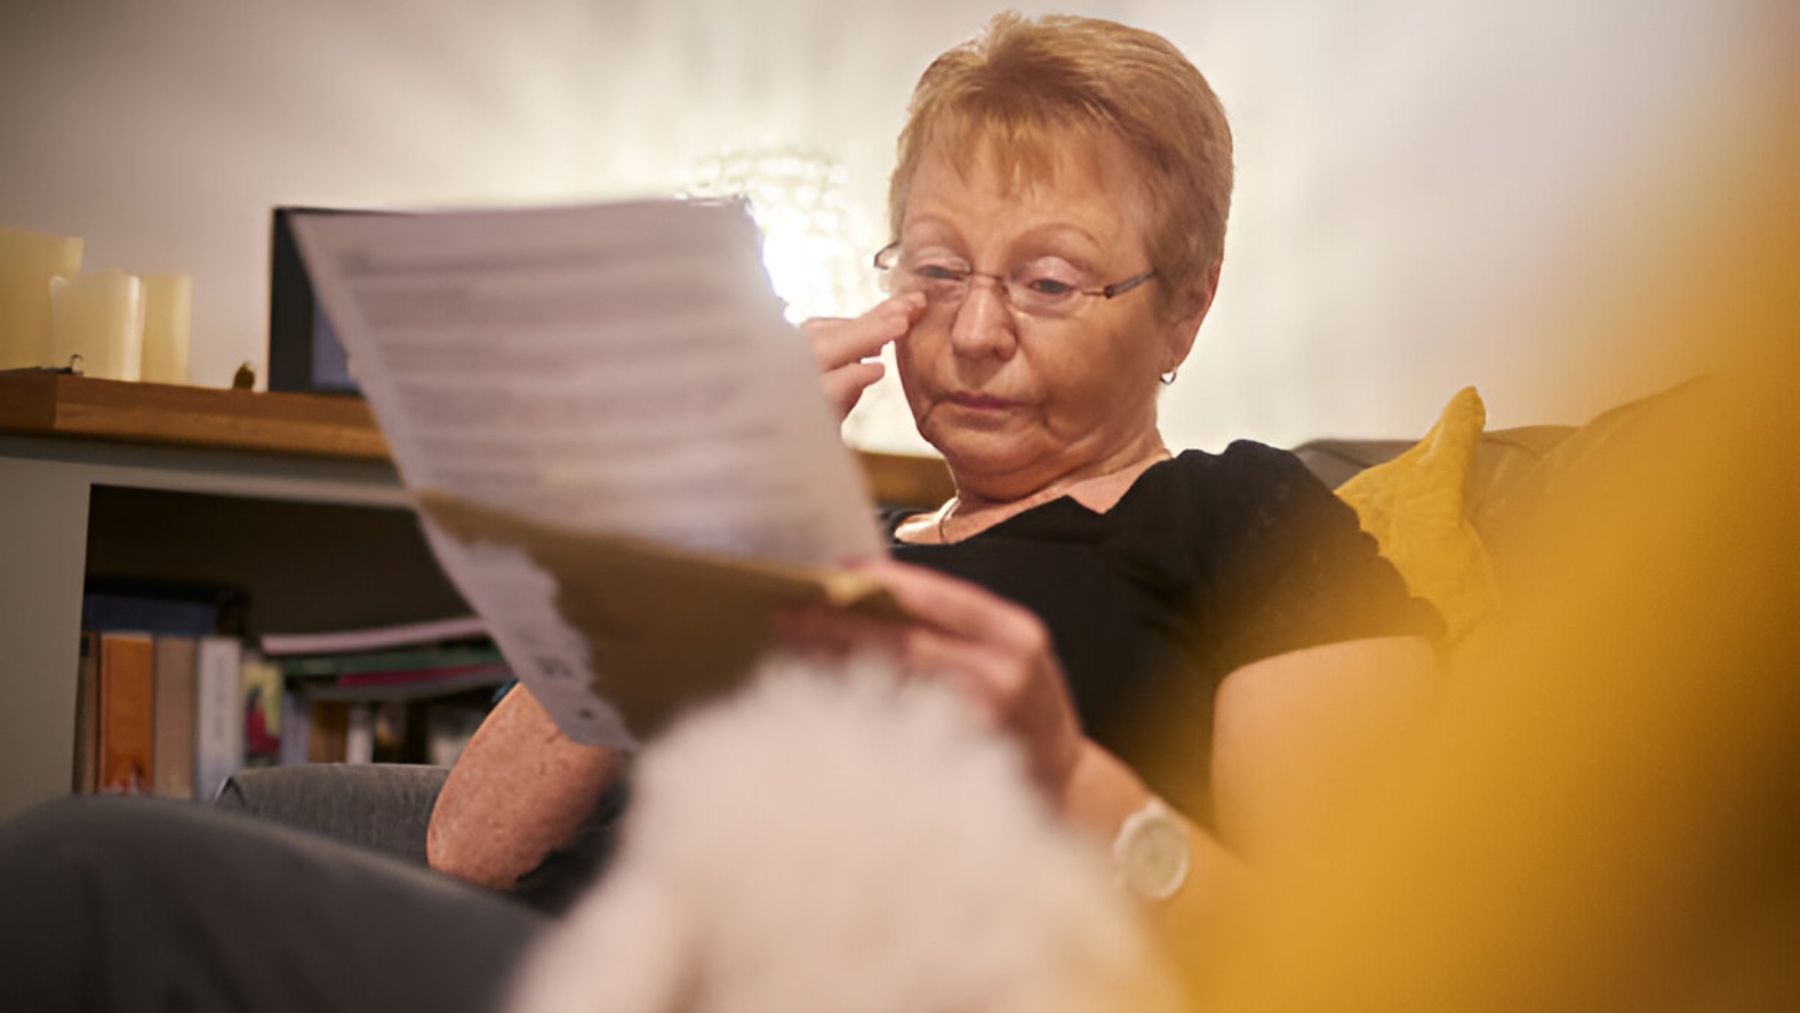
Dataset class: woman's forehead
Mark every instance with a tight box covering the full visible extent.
[925,119,1130,194]
[903,131,1149,246]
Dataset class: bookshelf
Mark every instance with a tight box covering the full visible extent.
[0,374,952,822]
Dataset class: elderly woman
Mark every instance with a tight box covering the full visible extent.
[429,12,1437,920]
[0,13,1436,1012]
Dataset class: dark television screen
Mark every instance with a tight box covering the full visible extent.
[267,206,372,395]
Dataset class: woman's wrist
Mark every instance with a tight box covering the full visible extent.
[1056,738,1153,840]
[1058,740,1247,911]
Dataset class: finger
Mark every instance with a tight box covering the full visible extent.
[821,361,885,419]
[788,604,1020,706]
[895,630,1084,793]
[800,295,924,369]
[772,605,1003,707]
[770,603,907,659]
[801,319,897,374]
[800,314,902,371]
[896,626,1020,710]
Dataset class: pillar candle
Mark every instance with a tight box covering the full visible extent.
[138,273,192,385]
[49,271,144,381]
[0,227,84,369]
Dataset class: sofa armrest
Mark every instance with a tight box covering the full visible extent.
[214,763,449,866]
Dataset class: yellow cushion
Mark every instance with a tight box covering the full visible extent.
[1334,387,1497,642]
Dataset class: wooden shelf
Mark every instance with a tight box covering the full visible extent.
[0,373,954,820]
[0,372,953,506]
[0,372,387,460]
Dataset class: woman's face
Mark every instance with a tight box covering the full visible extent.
[892,134,1203,501]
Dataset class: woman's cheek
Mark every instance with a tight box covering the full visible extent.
[892,332,929,406]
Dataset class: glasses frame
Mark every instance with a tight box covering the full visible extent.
[871,242,1156,316]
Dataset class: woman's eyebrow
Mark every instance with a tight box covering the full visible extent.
[898,215,962,243]
[897,218,1110,267]
[1014,222,1105,256]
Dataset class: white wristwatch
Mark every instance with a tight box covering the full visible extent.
[1112,796,1190,901]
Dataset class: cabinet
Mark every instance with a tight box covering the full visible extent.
[0,374,951,821]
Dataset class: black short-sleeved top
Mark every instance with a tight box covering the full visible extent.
[515,441,1438,912]
[884,441,1441,824]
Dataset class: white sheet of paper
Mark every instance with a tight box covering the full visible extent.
[292,200,883,745]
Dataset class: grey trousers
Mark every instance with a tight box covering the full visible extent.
[0,795,548,1013]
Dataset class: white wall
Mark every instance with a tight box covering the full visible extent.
[0,0,1775,451]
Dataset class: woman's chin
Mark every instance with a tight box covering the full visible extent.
[925,427,1051,490]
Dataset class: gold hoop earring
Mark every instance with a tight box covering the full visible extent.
[1159,368,1178,386]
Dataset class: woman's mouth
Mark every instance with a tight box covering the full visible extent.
[947,392,1018,411]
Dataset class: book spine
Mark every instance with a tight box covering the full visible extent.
[151,636,199,799]
[260,615,486,657]
[242,653,282,767]
[279,644,503,679]
[194,636,244,801]
[71,631,100,793]
[82,591,221,638]
[334,661,512,688]
[344,703,375,764]
[97,633,155,794]
[277,688,310,767]
[307,700,350,764]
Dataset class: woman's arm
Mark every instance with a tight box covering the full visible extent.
[773,560,1253,923]
[776,560,1437,921]
[1061,636,1436,927]
[426,684,624,890]
[1210,636,1437,856]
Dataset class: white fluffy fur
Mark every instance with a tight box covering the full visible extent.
[504,654,1184,1013]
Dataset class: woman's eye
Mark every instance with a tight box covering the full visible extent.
[1025,277,1076,297]
[915,263,967,282]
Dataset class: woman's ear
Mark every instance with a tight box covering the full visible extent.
[1163,261,1221,372]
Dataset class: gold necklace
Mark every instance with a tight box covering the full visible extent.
[932,447,1173,546]
[935,496,960,544]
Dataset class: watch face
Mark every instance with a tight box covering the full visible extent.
[1116,802,1190,901]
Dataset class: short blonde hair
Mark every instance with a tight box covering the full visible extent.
[889,13,1234,318]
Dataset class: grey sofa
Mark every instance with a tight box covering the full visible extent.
[216,762,451,864]
[216,423,1594,863]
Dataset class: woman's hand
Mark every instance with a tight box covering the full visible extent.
[773,557,1087,798]
[773,560,1257,922]
[799,293,926,422]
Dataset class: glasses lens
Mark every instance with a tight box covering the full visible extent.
[1005,276,1084,319]
[876,246,1098,319]
[895,253,969,304]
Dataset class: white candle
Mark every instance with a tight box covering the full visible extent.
[49,271,144,381]
[138,273,192,385]
[0,227,84,369]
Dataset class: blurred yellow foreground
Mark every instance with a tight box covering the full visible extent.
[1186,40,1799,1013]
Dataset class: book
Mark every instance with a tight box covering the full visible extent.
[278,688,310,767]
[307,700,351,764]
[291,199,897,746]
[277,643,504,679]
[81,578,247,638]
[71,631,100,793]
[194,636,244,800]
[242,653,283,767]
[308,662,513,702]
[260,615,487,658]
[416,494,896,736]
[344,703,375,764]
[96,632,155,794]
[151,636,199,799]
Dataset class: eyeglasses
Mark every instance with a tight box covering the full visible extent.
[872,242,1156,320]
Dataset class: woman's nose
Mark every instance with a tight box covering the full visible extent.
[947,277,1018,360]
